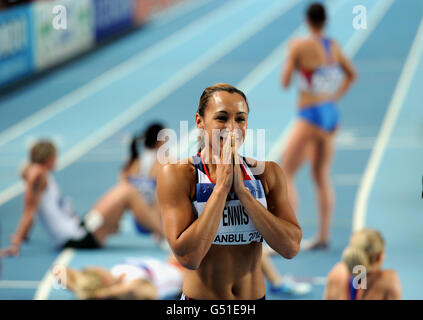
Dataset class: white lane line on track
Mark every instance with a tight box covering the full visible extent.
[352,14,423,231]
[33,248,74,300]
[150,0,214,27]
[0,182,23,210]
[0,0,248,149]
[0,281,40,289]
[32,0,302,300]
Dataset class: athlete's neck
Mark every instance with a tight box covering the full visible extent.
[199,149,218,178]
[310,28,325,39]
[199,149,240,179]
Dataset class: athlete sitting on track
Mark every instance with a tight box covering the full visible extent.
[0,129,165,256]
[324,228,401,300]
[123,123,169,248]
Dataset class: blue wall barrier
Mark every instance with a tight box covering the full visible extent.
[93,0,134,42]
[0,0,183,90]
[0,5,35,88]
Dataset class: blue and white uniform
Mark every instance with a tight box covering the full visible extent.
[297,36,343,132]
[127,148,158,234]
[127,148,157,204]
[110,257,183,299]
[191,153,266,245]
[37,174,86,247]
[348,276,360,300]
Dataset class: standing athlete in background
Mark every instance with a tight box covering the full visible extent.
[280,2,357,250]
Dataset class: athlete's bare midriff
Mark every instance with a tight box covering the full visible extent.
[299,91,332,109]
[182,243,265,299]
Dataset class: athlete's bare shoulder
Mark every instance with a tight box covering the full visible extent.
[243,157,282,194]
[328,38,343,60]
[158,158,196,197]
[160,158,195,177]
[242,156,268,176]
[380,269,401,292]
[290,37,308,48]
[25,164,48,190]
[329,262,350,280]
[287,37,307,55]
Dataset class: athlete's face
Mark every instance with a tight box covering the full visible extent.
[196,91,248,156]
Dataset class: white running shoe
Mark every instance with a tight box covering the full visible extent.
[300,238,329,251]
[270,276,312,296]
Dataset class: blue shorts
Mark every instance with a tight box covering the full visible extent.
[298,101,339,132]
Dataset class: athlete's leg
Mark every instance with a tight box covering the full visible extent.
[310,131,336,243]
[261,249,283,285]
[124,182,164,238]
[280,120,317,214]
[261,249,312,296]
[91,180,164,242]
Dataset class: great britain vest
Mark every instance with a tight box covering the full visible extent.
[191,153,266,245]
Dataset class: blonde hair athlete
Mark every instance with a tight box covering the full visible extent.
[324,229,401,300]
[55,254,185,300]
[1,140,163,256]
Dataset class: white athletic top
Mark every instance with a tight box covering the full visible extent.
[36,174,86,246]
[127,148,157,204]
[191,153,266,245]
[297,37,342,96]
[110,257,183,299]
[139,148,156,177]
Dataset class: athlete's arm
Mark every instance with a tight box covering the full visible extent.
[157,164,229,270]
[158,136,234,270]
[93,279,157,300]
[157,165,228,270]
[281,40,300,88]
[235,161,302,259]
[332,40,357,101]
[2,170,45,256]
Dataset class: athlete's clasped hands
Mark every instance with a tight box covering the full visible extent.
[213,130,248,197]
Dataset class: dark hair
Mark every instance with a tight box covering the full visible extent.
[306,3,326,29]
[197,83,249,118]
[196,83,249,153]
[143,123,165,149]
[123,122,164,171]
